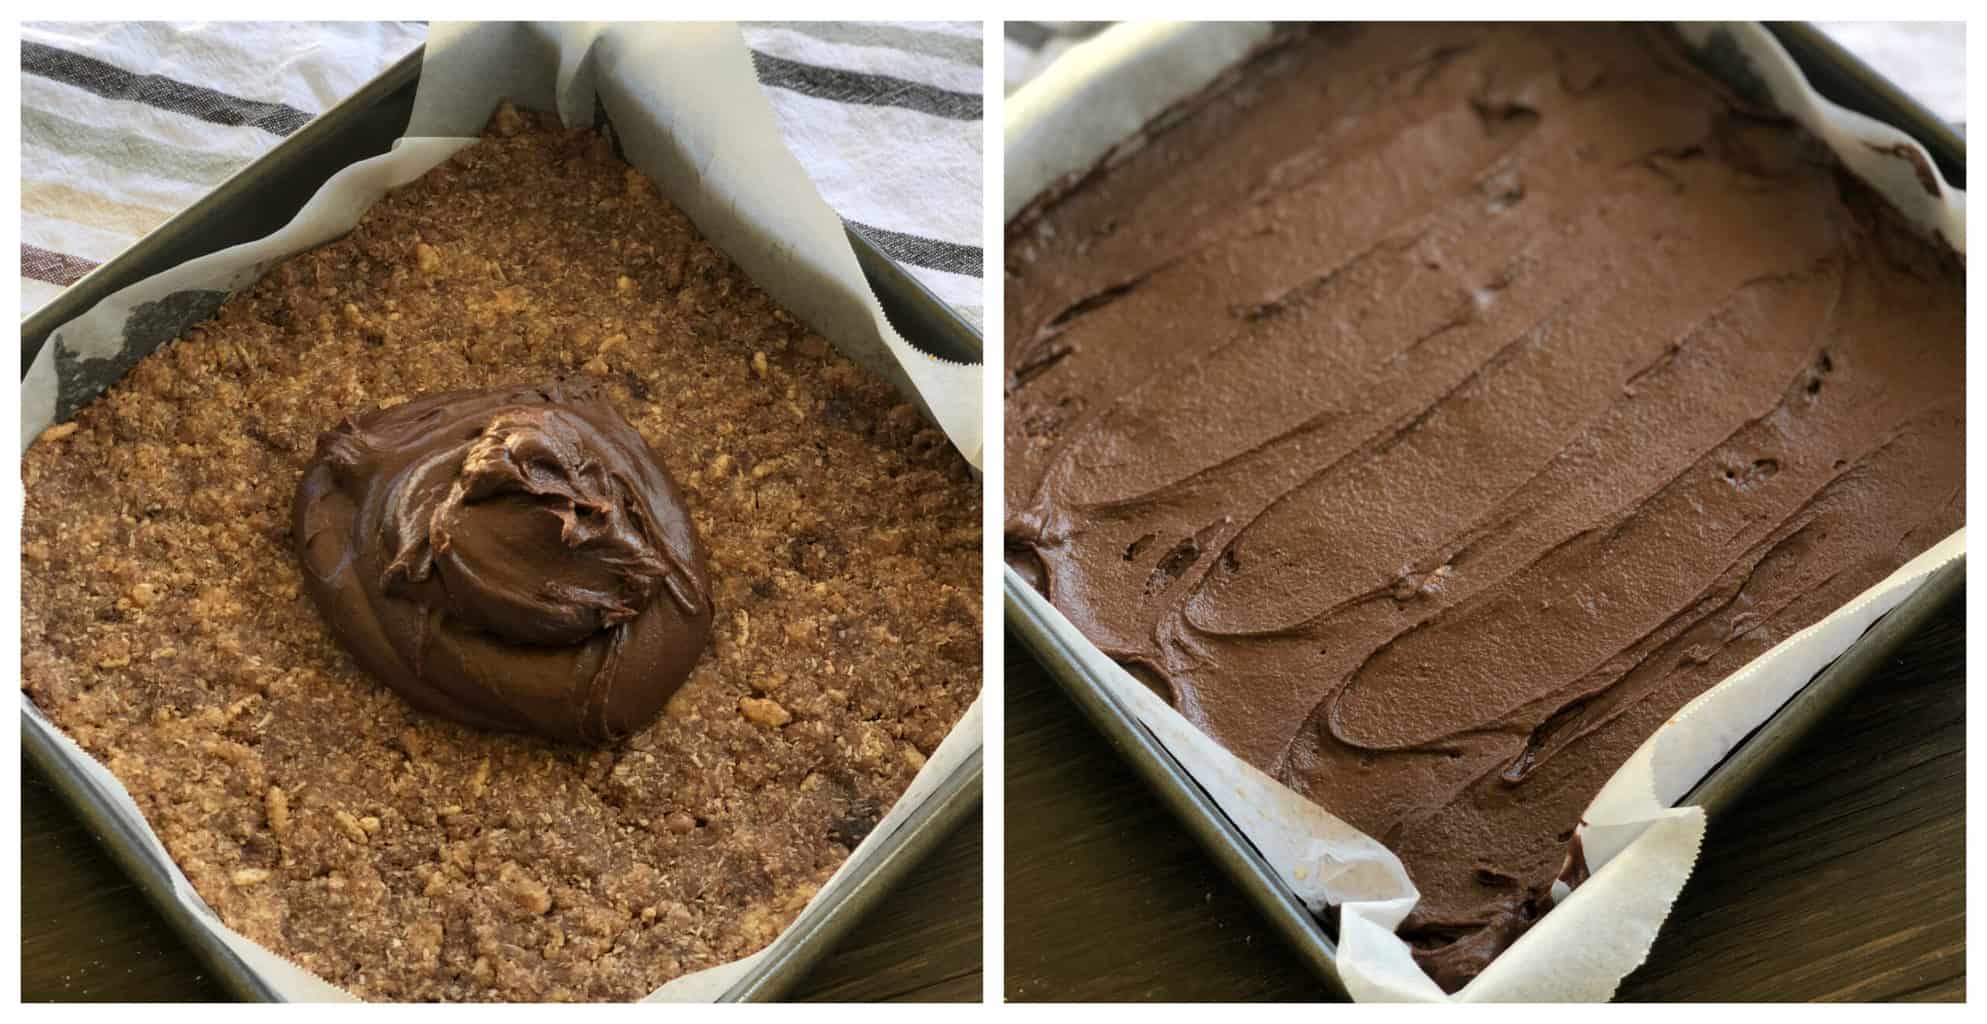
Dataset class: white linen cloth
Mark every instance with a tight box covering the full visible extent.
[19,21,985,328]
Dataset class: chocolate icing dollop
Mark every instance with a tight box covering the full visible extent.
[295,381,713,744]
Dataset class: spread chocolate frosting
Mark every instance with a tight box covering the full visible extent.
[296,381,713,745]
[1005,24,1964,990]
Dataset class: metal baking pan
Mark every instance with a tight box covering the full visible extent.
[20,44,983,1003]
[1003,20,1965,1000]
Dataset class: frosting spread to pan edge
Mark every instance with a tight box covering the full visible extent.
[1003,23,1964,991]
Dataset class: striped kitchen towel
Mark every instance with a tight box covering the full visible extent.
[20,22,427,318]
[20,21,984,329]
[742,21,984,327]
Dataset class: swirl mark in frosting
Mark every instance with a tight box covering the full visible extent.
[1005,24,1964,990]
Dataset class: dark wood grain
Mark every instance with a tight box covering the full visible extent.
[792,808,982,1003]
[1005,591,1964,1002]
[19,764,980,1003]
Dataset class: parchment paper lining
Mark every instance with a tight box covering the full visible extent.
[21,21,984,1003]
[1003,20,1964,1002]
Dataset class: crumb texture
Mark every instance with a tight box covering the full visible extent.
[23,109,981,1002]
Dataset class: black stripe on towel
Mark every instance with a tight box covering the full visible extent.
[1003,22,1052,50]
[759,22,981,67]
[751,51,981,121]
[22,41,313,137]
[848,221,982,278]
[22,244,101,286]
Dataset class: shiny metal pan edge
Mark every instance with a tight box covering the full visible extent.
[20,43,984,1004]
[1002,20,1965,1001]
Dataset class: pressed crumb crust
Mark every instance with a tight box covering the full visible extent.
[21,108,981,1001]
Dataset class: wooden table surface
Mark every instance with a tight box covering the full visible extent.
[20,764,980,1003]
[1005,590,1965,1002]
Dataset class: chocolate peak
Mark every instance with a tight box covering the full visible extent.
[296,381,713,744]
